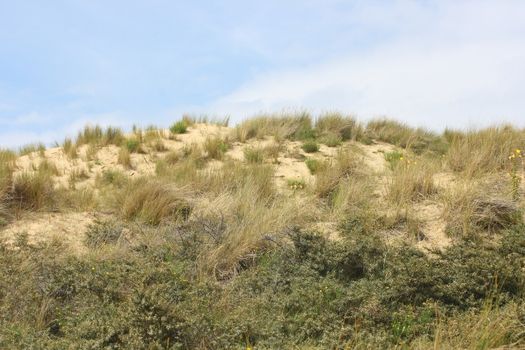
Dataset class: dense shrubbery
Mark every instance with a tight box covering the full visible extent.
[1,222,524,349]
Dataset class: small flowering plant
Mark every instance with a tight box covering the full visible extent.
[508,148,523,201]
[287,178,306,191]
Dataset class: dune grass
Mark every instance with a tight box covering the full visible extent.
[2,114,525,348]
[117,177,192,225]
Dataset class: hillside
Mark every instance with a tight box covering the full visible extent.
[1,113,525,349]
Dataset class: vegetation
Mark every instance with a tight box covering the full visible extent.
[170,120,188,134]
[1,114,525,349]
[301,140,320,153]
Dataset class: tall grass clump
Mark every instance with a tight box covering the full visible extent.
[442,180,522,237]
[0,150,16,223]
[62,137,78,159]
[117,178,192,225]
[124,138,144,153]
[18,143,46,157]
[446,126,525,177]
[36,159,60,177]
[11,170,55,211]
[204,136,230,160]
[75,125,124,146]
[244,147,264,164]
[118,147,132,169]
[301,140,320,153]
[315,112,364,141]
[233,112,313,142]
[170,120,188,134]
[366,118,447,155]
[386,157,438,204]
[315,149,364,198]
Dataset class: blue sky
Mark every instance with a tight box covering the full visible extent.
[1,0,525,147]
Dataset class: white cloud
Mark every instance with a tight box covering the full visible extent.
[209,1,525,130]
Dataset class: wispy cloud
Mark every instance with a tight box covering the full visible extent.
[209,1,525,129]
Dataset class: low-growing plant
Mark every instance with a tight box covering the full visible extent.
[305,158,323,175]
[301,140,320,153]
[170,120,188,134]
[125,138,143,153]
[84,218,124,248]
[287,178,306,190]
[384,150,404,170]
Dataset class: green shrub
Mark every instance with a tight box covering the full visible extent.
[287,178,306,190]
[301,140,319,153]
[170,120,188,134]
[305,158,322,175]
[125,138,143,153]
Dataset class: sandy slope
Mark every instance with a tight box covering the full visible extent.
[2,123,453,252]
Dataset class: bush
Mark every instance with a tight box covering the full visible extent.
[301,140,319,153]
[170,120,188,134]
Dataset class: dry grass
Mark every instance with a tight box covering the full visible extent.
[314,148,364,198]
[233,112,313,142]
[386,158,438,204]
[117,177,192,225]
[0,150,16,223]
[118,147,132,169]
[243,147,264,164]
[446,125,525,177]
[366,118,447,155]
[428,300,524,349]
[62,138,78,159]
[315,112,364,141]
[11,170,55,211]
[204,136,230,160]
[76,125,125,146]
[18,143,46,157]
[442,179,522,237]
